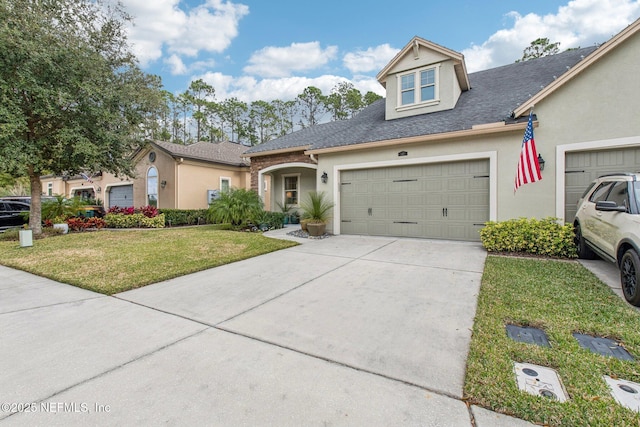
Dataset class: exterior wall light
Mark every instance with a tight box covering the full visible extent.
[537,154,545,171]
[160,180,167,189]
[321,171,328,184]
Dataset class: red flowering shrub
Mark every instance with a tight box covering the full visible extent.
[66,217,107,232]
[139,205,158,218]
[107,205,157,217]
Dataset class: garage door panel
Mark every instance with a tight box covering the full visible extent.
[109,185,133,208]
[340,159,489,241]
[565,148,640,222]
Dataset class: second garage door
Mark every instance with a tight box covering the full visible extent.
[340,159,489,241]
[565,147,640,222]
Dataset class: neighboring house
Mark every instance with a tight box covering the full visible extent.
[41,140,251,210]
[244,19,640,241]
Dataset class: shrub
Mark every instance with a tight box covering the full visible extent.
[159,209,209,226]
[480,217,577,258]
[104,213,165,229]
[66,217,106,231]
[300,191,334,224]
[108,205,158,217]
[207,188,263,226]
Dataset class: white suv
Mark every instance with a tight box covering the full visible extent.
[574,173,640,306]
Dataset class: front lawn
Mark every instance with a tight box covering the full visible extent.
[0,227,297,294]
[465,256,640,426]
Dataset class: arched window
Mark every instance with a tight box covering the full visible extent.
[147,167,158,207]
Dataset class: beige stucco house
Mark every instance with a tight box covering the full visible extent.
[244,19,640,241]
[41,140,251,210]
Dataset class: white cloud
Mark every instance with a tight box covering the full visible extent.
[462,0,640,72]
[243,42,339,78]
[195,72,369,103]
[343,44,399,74]
[119,0,248,66]
[164,54,187,75]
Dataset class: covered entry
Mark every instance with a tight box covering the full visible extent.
[340,159,489,241]
[565,147,640,222]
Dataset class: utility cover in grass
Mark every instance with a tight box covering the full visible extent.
[506,324,551,347]
[513,362,569,402]
[572,333,634,361]
[604,376,640,412]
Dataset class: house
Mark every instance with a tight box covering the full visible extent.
[41,140,251,210]
[243,19,640,241]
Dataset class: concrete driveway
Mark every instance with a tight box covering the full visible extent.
[0,230,535,426]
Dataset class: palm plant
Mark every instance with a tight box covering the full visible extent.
[300,191,334,224]
[206,188,264,227]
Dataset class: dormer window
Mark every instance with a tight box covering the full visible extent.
[397,65,440,109]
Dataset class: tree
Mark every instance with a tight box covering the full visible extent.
[517,38,561,62]
[0,0,164,234]
[363,91,383,107]
[184,79,215,142]
[297,86,327,128]
[248,100,278,145]
[271,99,295,137]
[218,98,248,142]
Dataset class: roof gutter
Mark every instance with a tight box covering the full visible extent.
[242,145,312,158]
[305,121,531,155]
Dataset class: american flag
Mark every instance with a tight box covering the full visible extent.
[80,173,94,184]
[514,112,542,192]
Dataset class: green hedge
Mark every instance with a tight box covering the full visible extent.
[479,217,577,258]
[158,209,209,226]
[104,213,165,229]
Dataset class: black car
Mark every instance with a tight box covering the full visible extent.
[0,201,30,230]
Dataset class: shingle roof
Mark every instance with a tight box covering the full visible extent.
[245,46,598,155]
[152,140,250,166]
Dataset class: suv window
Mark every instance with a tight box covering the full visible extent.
[607,181,629,209]
[9,203,24,210]
[589,182,614,203]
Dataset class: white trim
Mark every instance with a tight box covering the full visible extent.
[68,186,97,199]
[282,173,302,207]
[396,64,440,110]
[556,135,640,222]
[332,151,497,235]
[220,176,231,192]
[105,182,133,208]
[257,162,317,200]
[147,166,158,207]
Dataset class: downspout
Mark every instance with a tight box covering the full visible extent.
[309,153,318,163]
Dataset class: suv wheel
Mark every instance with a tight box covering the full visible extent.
[621,249,640,306]
[574,223,596,259]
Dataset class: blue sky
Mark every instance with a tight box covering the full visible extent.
[116,0,640,103]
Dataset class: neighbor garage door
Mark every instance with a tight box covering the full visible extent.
[340,159,489,241]
[109,185,134,208]
[565,147,640,222]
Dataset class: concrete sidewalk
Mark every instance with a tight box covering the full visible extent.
[0,228,535,426]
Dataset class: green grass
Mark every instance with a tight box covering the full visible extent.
[0,226,297,294]
[465,255,640,426]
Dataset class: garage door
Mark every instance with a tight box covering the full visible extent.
[109,185,134,208]
[340,159,489,241]
[565,147,640,222]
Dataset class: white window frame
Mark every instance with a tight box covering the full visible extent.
[47,182,53,196]
[282,173,300,206]
[147,166,158,207]
[396,64,440,111]
[220,177,231,193]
